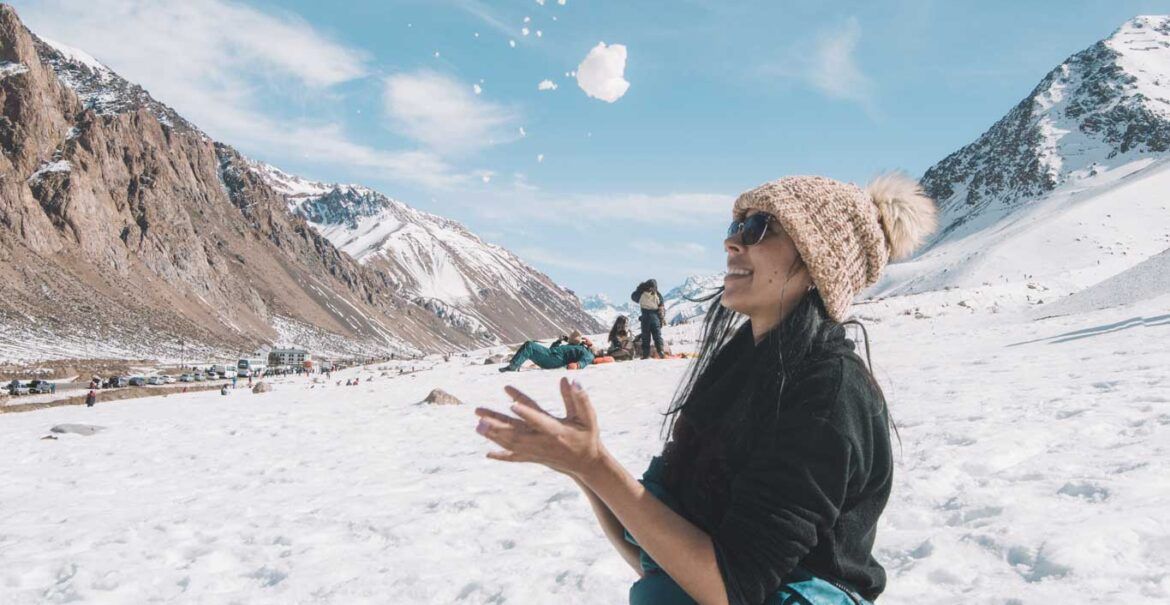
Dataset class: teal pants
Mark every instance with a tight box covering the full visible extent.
[629,566,872,605]
[507,341,566,370]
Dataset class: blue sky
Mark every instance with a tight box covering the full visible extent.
[13,0,1169,300]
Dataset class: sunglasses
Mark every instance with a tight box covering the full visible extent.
[726,213,775,246]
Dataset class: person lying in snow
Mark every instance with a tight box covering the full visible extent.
[475,173,937,604]
[499,330,595,372]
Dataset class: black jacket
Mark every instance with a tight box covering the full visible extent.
[660,323,892,603]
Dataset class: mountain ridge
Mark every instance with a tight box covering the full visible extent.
[0,4,597,361]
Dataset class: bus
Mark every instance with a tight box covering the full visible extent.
[237,358,267,378]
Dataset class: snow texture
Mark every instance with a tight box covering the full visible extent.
[0,61,29,78]
[1,289,1168,603]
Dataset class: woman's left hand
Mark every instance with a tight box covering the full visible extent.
[475,377,605,477]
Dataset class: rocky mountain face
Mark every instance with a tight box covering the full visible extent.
[0,5,591,360]
[920,15,1170,246]
[251,162,603,343]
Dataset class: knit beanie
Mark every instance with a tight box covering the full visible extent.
[732,173,938,322]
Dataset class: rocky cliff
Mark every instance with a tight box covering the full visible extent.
[0,4,588,360]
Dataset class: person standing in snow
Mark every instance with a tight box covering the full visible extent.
[475,173,937,604]
[85,389,96,407]
[632,280,666,359]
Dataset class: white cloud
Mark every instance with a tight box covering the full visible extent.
[450,0,516,40]
[383,70,518,154]
[473,83,482,95]
[510,247,630,277]
[473,188,729,228]
[13,0,470,189]
[631,241,706,258]
[522,27,530,36]
[809,17,874,106]
[538,79,558,91]
[576,42,630,103]
[537,153,544,163]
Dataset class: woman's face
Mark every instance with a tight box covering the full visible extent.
[721,210,811,325]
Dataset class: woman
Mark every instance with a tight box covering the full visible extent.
[607,316,635,360]
[632,280,666,359]
[475,174,936,604]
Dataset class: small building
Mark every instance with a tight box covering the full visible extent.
[268,347,310,368]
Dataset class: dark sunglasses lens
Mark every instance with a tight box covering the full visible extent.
[742,214,769,244]
[727,220,743,240]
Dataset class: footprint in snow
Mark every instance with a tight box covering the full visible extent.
[946,505,1003,527]
[1057,481,1110,502]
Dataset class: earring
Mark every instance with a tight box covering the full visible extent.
[807,284,816,292]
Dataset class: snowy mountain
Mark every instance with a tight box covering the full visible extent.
[871,16,1170,305]
[581,294,637,327]
[0,5,595,361]
[661,274,723,325]
[921,16,1170,245]
[32,36,193,133]
[251,162,603,343]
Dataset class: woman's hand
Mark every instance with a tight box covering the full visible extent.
[475,377,605,477]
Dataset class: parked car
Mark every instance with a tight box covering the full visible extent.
[7,380,29,396]
[192,373,204,382]
[27,379,55,394]
[129,376,147,387]
[105,376,129,388]
[179,374,194,383]
[147,376,166,386]
[163,375,176,384]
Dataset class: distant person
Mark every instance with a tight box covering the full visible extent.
[85,389,96,407]
[499,330,595,372]
[606,315,635,361]
[231,375,238,389]
[631,279,666,359]
[220,385,229,396]
[475,173,938,604]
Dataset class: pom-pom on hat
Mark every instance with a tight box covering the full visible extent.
[732,172,937,322]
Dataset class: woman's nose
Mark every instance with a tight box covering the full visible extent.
[724,234,744,255]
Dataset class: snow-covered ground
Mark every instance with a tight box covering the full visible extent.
[1,291,1167,604]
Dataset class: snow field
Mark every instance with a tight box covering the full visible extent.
[1,292,1168,604]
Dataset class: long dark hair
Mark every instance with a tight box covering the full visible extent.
[659,285,900,495]
[608,315,629,343]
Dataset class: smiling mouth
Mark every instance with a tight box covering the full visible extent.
[725,268,752,278]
